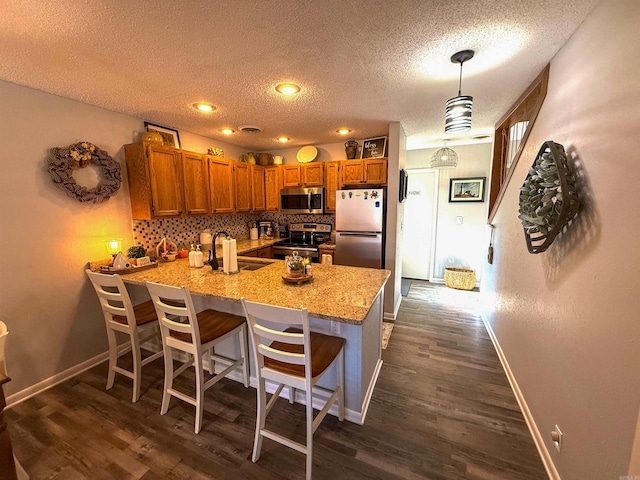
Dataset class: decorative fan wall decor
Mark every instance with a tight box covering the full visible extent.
[518,141,580,254]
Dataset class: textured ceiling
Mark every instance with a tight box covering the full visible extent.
[0,0,598,150]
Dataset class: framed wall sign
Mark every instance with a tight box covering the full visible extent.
[361,136,387,158]
[144,122,181,149]
[449,177,486,202]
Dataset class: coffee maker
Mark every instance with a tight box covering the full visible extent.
[258,221,273,239]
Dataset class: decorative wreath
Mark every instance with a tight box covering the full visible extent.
[47,142,121,204]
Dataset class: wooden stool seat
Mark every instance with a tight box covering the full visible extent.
[169,310,245,344]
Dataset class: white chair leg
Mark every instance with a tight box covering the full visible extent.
[289,385,295,404]
[338,347,345,422]
[160,345,173,415]
[208,347,214,375]
[105,328,118,390]
[131,334,142,403]
[305,387,314,480]
[14,455,28,480]
[252,377,266,463]
[194,352,204,434]
[240,325,249,388]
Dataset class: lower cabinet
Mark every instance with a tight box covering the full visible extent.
[243,246,273,258]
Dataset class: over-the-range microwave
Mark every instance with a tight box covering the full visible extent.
[280,187,324,214]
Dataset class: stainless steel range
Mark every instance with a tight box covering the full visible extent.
[272,223,332,262]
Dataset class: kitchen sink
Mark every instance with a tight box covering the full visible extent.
[237,261,270,271]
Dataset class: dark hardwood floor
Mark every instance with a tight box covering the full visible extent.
[6,281,547,479]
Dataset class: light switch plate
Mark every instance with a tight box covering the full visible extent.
[456,216,463,225]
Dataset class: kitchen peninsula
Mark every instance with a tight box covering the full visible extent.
[120,257,390,424]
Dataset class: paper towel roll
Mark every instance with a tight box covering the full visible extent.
[222,239,230,274]
[229,238,238,273]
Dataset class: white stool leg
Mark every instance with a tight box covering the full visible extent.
[160,345,173,415]
[252,377,266,462]
[105,327,118,390]
[305,387,314,480]
[240,324,249,388]
[131,333,142,403]
[194,351,205,434]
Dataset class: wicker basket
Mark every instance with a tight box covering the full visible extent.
[444,268,476,290]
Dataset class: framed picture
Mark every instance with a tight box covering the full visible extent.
[144,122,181,149]
[361,136,387,158]
[449,177,486,202]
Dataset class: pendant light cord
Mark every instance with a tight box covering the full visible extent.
[457,61,464,96]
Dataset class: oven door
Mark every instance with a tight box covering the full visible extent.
[280,188,324,214]
[272,245,320,262]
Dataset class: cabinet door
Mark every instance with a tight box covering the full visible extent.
[364,158,388,185]
[209,157,234,214]
[257,246,273,258]
[341,160,364,185]
[303,163,324,186]
[148,146,184,216]
[282,165,301,187]
[324,161,340,212]
[181,151,210,215]
[252,165,266,211]
[265,166,281,211]
[234,162,252,212]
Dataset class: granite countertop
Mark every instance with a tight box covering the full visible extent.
[119,258,390,325]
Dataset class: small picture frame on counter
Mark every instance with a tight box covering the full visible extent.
[144,122,181,149]
[361,136,387,158]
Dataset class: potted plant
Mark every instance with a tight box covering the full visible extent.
[286,252,305,277]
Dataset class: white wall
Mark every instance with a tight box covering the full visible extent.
[482,0,640,477]
[0,79,240,397]
[406,142,492,281]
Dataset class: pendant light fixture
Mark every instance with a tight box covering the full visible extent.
[445,49,474,133]
[430,141,458,168]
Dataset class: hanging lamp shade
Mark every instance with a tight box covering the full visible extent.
[430,145,458,168]
[445,50,474,134]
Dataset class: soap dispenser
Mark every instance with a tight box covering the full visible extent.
[194,244,204,268]
[188,244,196,267]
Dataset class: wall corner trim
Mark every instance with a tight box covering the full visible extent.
[480,313,560,480]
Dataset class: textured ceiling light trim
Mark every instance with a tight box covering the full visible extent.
[445,50,474,133]
[430,144,459,168]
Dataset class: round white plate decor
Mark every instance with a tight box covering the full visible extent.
[296,145,318,163]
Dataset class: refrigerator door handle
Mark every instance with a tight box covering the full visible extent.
[338,232,380,238]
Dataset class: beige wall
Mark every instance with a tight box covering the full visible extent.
[406,143,492,281]
[482,0,640,477]
[0,79,240,397]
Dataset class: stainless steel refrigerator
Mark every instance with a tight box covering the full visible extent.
[335,188,385,268]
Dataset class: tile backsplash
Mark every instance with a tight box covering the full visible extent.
[132,213,335,251]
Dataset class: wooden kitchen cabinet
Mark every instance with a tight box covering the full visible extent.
[234,161,252,212]
[124,143,185,219]
[264,166,281,211]
[252,165,266,211]
[341,158,387,186]
[257,246,273,258]
[181,151,210,215]
[208,157,235,214]
[282,164,324,187]
[324,161,341,212]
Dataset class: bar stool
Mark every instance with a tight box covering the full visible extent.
[241,298,345,480]
[145,281,249,434]
[85,270,163,403]
[1,320,30,479]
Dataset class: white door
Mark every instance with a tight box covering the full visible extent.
[402,170,437,280]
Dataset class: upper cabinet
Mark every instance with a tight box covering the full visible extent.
[324,161,341,212]
[234,162,252,212]
[264,166,281,211]
[282,164,324,187]
[124,143,186,219]
[181,151,210,215]
[342,158,387,186]
[252,165,266,212]
[208,156,234,214]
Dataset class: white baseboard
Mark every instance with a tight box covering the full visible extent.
[6,351,109,408]
[480,313,559,480]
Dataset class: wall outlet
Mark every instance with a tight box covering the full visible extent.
[456,216,463,225]
[331,321,340,335]
[550,424,563,452]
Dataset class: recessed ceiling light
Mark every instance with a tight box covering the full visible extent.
[277,136,290,143]
[220,128,235,135]
[336,128,352,135]
[275,83,301,95]
[193,102,216,112]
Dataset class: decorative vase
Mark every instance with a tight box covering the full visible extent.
[142,130,163,145]
[345,140,358,159]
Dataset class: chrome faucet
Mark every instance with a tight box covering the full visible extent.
[208,231,230,271]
